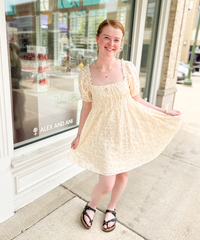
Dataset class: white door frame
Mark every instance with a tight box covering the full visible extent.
[0,0,15,222]
[149,0,172,105]
[130,0,148,73]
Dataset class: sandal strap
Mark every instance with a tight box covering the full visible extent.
[105,209,116,217]
[83,210,93,224]
[85,205,96,213]
[103,218,117,226]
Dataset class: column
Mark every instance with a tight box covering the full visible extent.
[156,0,190,109]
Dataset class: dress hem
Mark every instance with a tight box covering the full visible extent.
[67,114,183,176]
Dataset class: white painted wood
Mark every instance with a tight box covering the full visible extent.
[14,140,73,193]
[12,139,84,210]
[16,160,72,193]
[11,126,81,210]
[130,0,148,73]
[13,165,84,211]
[0,0,15,223]
[149,0,172,105]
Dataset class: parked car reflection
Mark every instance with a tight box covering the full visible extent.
[177,62,194,81]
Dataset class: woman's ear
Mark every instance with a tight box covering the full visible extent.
[96,36,99,45]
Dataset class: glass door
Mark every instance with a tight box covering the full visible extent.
[139,0,161,100]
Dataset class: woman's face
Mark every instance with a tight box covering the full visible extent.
[96,25,123,57]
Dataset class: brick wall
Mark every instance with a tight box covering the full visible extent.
[159,0,190,90]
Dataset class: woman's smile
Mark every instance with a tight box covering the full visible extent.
[105,46,115,52]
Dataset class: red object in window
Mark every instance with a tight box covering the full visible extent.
[43,79,48,85]
[39,79,48,85]
[38,66,43,73]
[40,54,44,61]
[44,54,49,61]
[38,54,44,61]
[24,53,29,60]
[39,79,44,85]
[30,53,35,60]
[44,66,49,73]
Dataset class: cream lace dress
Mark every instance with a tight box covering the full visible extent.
[67,59,183,176]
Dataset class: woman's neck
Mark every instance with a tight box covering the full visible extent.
[95,54,117,71]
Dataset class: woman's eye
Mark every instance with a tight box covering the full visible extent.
[115,39,119,42]
[105,37,109,39]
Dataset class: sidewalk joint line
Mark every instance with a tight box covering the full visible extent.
[161,153,200,169]
[11,194,76,240]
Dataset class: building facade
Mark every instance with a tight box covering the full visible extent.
[0,0,189,223]
[181,0,200,64]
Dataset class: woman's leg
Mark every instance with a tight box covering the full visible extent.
[84,174,116,227]
[103,171,129,229]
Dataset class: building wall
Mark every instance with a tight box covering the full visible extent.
[181,0,199,63]
[156,0,190,110]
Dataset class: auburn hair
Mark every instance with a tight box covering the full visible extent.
[96,19,125,39]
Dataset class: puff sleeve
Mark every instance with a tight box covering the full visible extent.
[125,61,140,97]
[78,66,92,102]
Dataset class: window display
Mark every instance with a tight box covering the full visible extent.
[5,0,135,148]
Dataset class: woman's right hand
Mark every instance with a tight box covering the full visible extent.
[71,136,80,149]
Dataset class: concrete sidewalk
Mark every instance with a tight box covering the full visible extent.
[1,75,200,240]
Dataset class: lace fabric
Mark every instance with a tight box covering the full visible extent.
[68,60,184,176]
[78,60,140,102]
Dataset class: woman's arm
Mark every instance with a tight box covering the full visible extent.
[71,101,92,149]
[133,94,182,116]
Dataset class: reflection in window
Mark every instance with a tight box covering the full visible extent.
[5,0,134,148]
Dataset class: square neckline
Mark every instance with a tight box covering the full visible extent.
[88,59,125,88]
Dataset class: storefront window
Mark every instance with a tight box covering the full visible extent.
[5,0,135,148]
[139,0,161,100]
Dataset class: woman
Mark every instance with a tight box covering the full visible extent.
[67,19,183,232]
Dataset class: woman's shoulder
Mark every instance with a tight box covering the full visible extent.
[122,60,137,73]
[78,64,90,79]
[80,64,89,73]
[122,59,135,68]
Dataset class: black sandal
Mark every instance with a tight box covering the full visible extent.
[102,209,117,232]
[80,202,96,229]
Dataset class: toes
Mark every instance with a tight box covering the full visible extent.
[84,215,91,227]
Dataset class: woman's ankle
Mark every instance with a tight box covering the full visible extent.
[107,204,116,210]
[88,201,97,209]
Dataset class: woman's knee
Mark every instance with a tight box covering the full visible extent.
[116,171,129,182]
[99,175,116,194]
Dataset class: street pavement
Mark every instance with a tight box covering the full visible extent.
[1,75,200,240]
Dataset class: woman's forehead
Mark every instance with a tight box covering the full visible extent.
[101,26,123,38]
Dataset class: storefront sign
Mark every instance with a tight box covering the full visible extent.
[40,119,73,133]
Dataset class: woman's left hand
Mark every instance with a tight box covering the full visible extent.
[166,109,182,116]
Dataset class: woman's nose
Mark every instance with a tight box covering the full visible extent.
[109,39,114,45]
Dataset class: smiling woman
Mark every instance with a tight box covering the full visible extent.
[67,18,184,233]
